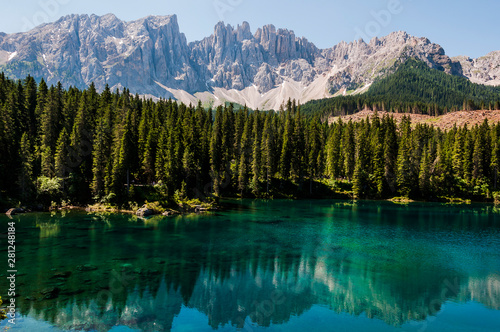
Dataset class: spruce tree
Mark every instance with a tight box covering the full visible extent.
[418,146,431,198]
[54,128,71,179]
[92,112,112,197]
[250,112,262,194]
[261,113,275,193]
[238,115,252,195]
[210,106,224,196]
[18,132,34,201]
[372,128,385,197]
[341,120,355,180]
[307,117,322,194]
[396,116,414,197]
[490,125,500,190]
[279,109,293,179]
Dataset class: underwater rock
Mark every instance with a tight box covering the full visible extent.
[51,271,72,279]
[40,287,60,300]
[76,264,98,271]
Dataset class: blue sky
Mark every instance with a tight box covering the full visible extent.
[0,0,497,58]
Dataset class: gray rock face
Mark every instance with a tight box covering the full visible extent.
[452,51,500,86]
[0,14,193,95]
[321,31,464,94]
[0,15,498,109]
[189,21,319,93]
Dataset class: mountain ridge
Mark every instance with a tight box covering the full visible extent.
[0,13,498,109]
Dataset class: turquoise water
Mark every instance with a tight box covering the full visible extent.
[1,200,500,331]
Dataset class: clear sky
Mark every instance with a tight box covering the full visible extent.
[0,0,497,58]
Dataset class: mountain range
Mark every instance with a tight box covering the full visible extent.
[0,13,498,110]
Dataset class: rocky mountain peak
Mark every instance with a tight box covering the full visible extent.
[453,51,500,86]
[385,30,410,42]
[0,14,498,110]
[236,21,252,41]
[213,21,236,48]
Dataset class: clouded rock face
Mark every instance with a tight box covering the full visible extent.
[0,14,497,109]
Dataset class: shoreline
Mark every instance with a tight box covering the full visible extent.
[2,195,496,218]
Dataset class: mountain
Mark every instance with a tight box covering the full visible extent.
[0,14,498,109]
[300,58,500,118]
[452,51,500,86]
[365,58,500,108]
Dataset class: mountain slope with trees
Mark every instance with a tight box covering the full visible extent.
[301,58,500,118]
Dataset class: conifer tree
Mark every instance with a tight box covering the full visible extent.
[473,131,485,182]
[452,129,466,179]
[155,126,169,187]
[490,125,500,190]
[238,115,252,195]
[261,113,275,193]
[250,112,261,194]
[291,109,305,183]
[341,121,355,180]
[372,127,385,197]
[326,121,342,179]
[54,128,70,179]
[40,86,63,176]
[18,132,34,201]
[279,109,293,179]
[418,146,431,198]
[210,106,224,196]
[396,116,414,197]
[307,117,322,194]
[352,119,370,198]
[34,78,48,133]
[112,111,135,196]
[24,75,38,138]
[92,112,112,197]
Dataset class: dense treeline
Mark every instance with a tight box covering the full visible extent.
[334,115,500,200]
[1,73,500,208]
[301,58,500,118]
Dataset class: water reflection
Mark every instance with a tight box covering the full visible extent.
[1,200,500,331]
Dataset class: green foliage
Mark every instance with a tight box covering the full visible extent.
[1,72,500,207]
[0,296,6,320]
[98,192,116,204]
[37,176,62,194]
[143,201,166,213]
[492,191,500,204]
[36,176,63,205]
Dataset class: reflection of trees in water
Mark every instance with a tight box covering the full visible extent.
[4,205,500,331]
[36,213,63,238]
[460,274,500,310]
[18,252,500,331]
[24,279,184,332]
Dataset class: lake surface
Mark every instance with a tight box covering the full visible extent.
[1,200,500,331]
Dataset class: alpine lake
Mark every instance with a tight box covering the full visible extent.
[1,199,500,331]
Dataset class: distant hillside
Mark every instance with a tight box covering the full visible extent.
[301,58,500,117]
[330,109,500,131]
[366,58,500,110]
